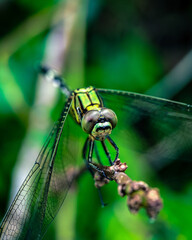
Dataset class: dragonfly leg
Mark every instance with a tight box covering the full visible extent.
[82,137,89,160]
[106,136,119,164]
[83,137,97,173]
[83,137,110,179]
[88,138,94,163]
[98,188,107,207]
[82,137,95,175]
[82,137,106,207]
[94,142,103,165]
[101,141,113,165]
[89,140,110,178]
[85,141,111,180]
[82,137,95,176]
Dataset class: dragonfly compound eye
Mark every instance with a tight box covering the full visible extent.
[81,110,100,133]
[100,108,118,129]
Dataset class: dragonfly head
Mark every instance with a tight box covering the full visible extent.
[81,108,117,140]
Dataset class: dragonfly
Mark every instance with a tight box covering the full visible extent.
[1,65,192,239]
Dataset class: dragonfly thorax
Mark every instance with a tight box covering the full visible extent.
[71,86,117,140]
[81,108,117,141]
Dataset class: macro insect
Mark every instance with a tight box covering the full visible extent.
[1,65,192,239]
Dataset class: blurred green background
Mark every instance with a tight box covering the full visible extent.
[1,0,192,239]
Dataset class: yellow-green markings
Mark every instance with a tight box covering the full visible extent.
[71,86,103,124]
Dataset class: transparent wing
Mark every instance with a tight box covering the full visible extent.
[0,96,83,240]
[97,88,192,186]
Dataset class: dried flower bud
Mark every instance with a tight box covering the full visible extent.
[91,158,163,219]
[146,189,163,219]
[115,172,131,185]
[113,159,128,172]
[127,194,143,214]
[118,184,126,197]
[94,171,110,188]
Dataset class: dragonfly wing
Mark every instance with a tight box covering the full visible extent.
[0,96,80,240]
[97,88,192,178]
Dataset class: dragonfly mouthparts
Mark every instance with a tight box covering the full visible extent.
[91,122,112,140]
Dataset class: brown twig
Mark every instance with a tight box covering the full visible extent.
[90,159,163,220]
[52,159,163,219]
